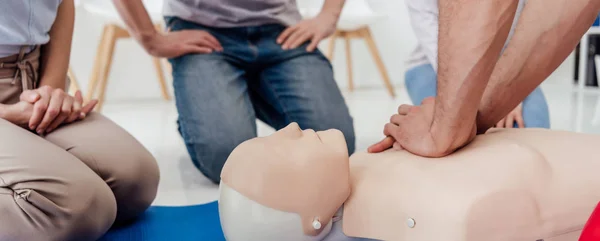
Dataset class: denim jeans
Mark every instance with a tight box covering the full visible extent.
[166,17,355,183]
[405,63,550,128]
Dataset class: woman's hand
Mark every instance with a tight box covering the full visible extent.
[25,86,97,134]
[0,90,38,128]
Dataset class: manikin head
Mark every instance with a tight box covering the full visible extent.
[219,123,351,241]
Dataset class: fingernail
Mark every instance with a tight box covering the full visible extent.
[37,129,43,135]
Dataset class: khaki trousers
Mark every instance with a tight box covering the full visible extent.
[0,47,160,241]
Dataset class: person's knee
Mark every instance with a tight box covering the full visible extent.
[0,171,117,241]
[185,140,239,184]
[108,147,160,223]
[64,172,118,240]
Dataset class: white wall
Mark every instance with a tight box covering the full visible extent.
[69,0,417,103]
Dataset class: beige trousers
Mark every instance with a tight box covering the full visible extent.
[0,47,160,241]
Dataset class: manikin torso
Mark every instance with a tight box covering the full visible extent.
[344,128,600,241]
[218,124,600,241]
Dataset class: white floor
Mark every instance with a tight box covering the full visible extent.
[99,60,600,207]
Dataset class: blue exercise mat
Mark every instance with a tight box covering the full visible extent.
[99,201,225,241]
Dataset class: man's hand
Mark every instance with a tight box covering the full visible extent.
[277,13,338,52]
[26,86,97,135]
[368,97,477,157]
[141,31,223,58]
[495,103,524,128]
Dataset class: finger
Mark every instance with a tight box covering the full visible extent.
[67,92,82,123]
[496,119,505,128]
[29,89,51,130]
[47,97,73,133]
[184,45,213,54]
[202,34,223,51]
[383,122,401,139]
[277,27,296,44]
[19,90,40,103]
[79,99,98,119]
[193,36,220,51]
[37,90,65,134]
[283,29,306,49]
[367,136,395,153]
[397,104,413,115]
[289,31,312,49]
[306,35,322,52]
[506,114,515,129]
[390,114,405,125]
[392,142,404,151]
[421,96,435,105]
[515,115,525,128]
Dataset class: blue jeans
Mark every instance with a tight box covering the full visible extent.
[405,64,550,128]
[166,17,355,183]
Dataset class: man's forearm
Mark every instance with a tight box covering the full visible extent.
[112,0,157,47]
[39,0,75,90]
[433,0,519,147]
[318,0,345,21]
[477,0,600,132]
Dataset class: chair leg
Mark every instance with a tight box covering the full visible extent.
[87,25,111,102]
[344,34,354,92]
[67,67,81,95]
[153,23,171,100]
[362,27,396,98]
[326,31,340,60]
[94,25,120,112]
[152,57,171,100]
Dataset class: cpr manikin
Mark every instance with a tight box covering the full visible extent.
[219,123,600,241]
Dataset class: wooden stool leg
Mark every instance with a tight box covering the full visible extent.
[362,28,396,98]
[154,24,171,100]
[344,34,354,92]
[67,67,81,95]
[152,57,171,100]
[87,25,111,101]
[94,25,120,112]
[326,31,340,60]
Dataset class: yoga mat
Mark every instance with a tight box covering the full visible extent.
[99,201,225,241]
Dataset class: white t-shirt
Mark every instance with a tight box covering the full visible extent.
[405,0,526,71]
[0,0,63,58]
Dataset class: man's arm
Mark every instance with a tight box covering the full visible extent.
[112,0,221,58]
[39,0,75,90]
[431,0,520,150]
[477,0,600,132]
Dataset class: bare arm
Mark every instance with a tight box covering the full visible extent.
[318,0,345,20]
[431,0,519,149]
[477,0,600,132]
[111,0,157,50]
[38,0,75,90]
[112,0,221,57]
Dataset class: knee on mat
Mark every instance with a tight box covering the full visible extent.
[187,142,236,184]
[41,171,117,241]
[66,174,118,240]
[108,148,160,223]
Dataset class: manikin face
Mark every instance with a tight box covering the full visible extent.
[219,123,351,241]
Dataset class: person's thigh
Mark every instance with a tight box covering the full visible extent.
[404,64,437,105]
[520,87,550,128]
[44,113,159,223]
[168,30,257,184]
[0,119,116,241]
[253,41,356,154]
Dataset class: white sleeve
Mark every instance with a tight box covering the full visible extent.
[405,0,439,71]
